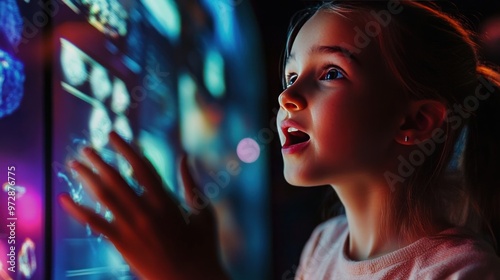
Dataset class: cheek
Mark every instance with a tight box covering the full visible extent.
[311,101,366,172]
[313,96,395,166]
[313,96,366,144]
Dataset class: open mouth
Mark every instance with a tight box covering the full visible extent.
[284,127,310,147]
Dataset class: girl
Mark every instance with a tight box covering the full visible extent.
[60,1,500,279]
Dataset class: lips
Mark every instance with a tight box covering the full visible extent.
[280,120,310,149]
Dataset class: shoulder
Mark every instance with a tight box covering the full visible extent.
[315,214,347,238]
[296,215,348,272]
[304,215,347,251]
[415,228,500,279]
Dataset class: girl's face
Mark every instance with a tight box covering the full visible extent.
[277,10,406,187]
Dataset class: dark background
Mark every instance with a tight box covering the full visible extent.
[246,0,500,278]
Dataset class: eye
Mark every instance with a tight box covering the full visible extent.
[321,68,344,80]
[286,74,298,88]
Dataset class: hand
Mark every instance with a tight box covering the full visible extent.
[59,131,229,280]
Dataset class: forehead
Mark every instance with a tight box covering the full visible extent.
[288,10,379,66]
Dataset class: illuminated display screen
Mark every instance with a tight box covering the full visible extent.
[0,0,44,279]
[51,0,182,277]
[1,0,269,278]
[51,0,183,278]
[62,0,129,38]
[53,37,141,278]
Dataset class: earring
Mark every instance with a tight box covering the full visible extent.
[404,136,409,142]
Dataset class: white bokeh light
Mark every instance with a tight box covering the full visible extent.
[111,78,130,114]
[89,106,112,150]
[90,64,112,101]
[113,114,133,142]
[60,39,87,86]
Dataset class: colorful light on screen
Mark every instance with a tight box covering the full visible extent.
[0,0,23,47]
[0,243,10,280]
[111,78,130,114]
[89,106,112,150]
[204,49,226,98]
[18,238,37,279]
[60,40,87,87]
[16,188,43,232]
[0,49,25,118]
[202,0,237,49]
[2,182,25,198]
[178,72,207,153]
[237,138,260,163]
[139,130,176,192]
[140,0,181,42]
[90,64,112,101]
[113,114,133,142]
[74,0,129,37]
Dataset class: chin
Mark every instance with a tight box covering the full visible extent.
[283,168,323,187]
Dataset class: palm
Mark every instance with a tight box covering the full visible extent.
[59,131,227,280]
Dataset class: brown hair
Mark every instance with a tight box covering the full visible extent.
[282,1,500,255]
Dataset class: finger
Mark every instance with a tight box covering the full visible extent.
[179,154,211,213]
[81,146,146,214]
[58,193,118,240]
[108,131,169,207]
[68,159,131,223]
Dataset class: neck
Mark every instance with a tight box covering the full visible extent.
[332,177,412,261]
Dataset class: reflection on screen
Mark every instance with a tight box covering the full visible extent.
[52,0,269,279]
[0,48,25,119]
[62,0,128,38]
[178,71,220,157]
[54,38,138,279]
[140,0,180,42]
[60,39,133,146]
[204,49,226,99]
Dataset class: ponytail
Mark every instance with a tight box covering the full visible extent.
[463,65,500,255]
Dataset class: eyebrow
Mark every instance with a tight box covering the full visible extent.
[286,45,360,66]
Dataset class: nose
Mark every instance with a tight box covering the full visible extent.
[278,87,306,112]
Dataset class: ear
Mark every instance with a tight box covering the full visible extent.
[395,99,447,145]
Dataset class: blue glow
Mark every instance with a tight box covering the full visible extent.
[57,172,83,203]
[124,8,144,73]
[0,0,23,47]
[138,130,176,192]
[204,49,226,98]
[202,0,237,49]
[0,49,25,118]
[140,0,181,42]
[122,55,141,74]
